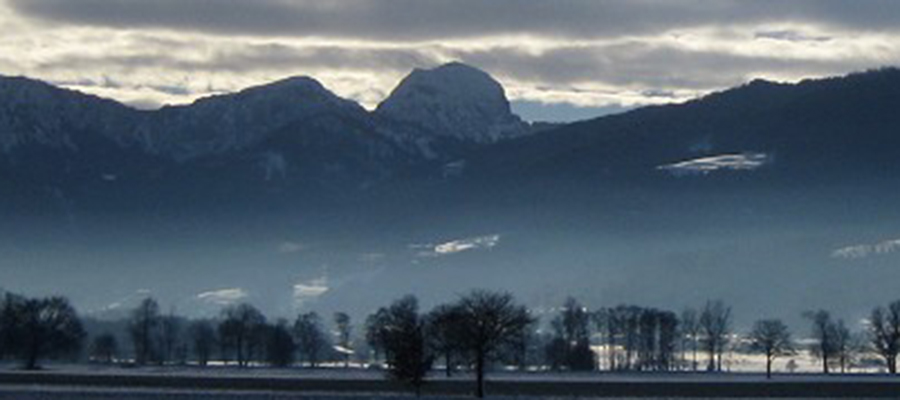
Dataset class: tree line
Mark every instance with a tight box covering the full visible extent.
[4,290,900,397]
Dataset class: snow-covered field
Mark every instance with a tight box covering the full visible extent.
[0,362,893,382]
[2,364,900,398]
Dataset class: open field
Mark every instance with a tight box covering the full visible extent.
[1,368,900,398]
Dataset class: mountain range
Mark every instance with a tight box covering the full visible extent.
[3,63,900,323]
[4,64,900,216]
[0,62,553,217]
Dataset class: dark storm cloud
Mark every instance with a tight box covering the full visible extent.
[10,0,900,41]
[36,44,435,73]
[31,37,882,101]
[452,43,874,89]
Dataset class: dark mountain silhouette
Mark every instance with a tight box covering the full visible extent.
[3,65,900,221]
[3,66,900,325]
[465,68,900,188]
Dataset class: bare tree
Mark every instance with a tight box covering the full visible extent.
[188,319,216,366]
[657,311,679,371]
[266,319,296,368]
[831,319,856,374]
[90,333,118,364]
[6,296,85,369]
[365,308,390,366]
[681,308,700,371]
[504,318,537,372]
[869,301,900,374]
[748,319,794,379]
[129,297,160,366]
[218,303,266,367]
[0,293,23,360]
[550,297,594,371]
[159,309,182,365]
[425,304,465,376]
[382,295,432,395]
[294,311,327,368]
[455,290,534,398]
[699,300,731,372]
[594,307,624,371]
[334,312,352,367]
[803,309,836,374]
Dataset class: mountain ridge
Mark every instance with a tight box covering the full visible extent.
[3,65,900,220]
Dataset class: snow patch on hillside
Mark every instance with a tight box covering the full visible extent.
[196,288,249,306]
[658,153,769,176]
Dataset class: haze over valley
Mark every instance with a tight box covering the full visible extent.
[3,63,900,329]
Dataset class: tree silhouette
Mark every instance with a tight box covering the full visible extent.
[803,310,836,374]
[425,303,465,376]
[218,303,266,367]
[594,307,624,371]
[159,310,182,365]
[365,308,390,366]
[748,319,794,379]
[294,311,327,368]
[334,312,352,367]
[657,310,679,371]
[3,295,85,369]
[0,293,23,360]
[830,319,857,373]
[129,297,160,366]
[548,297,594,371]
[90,333,118,364]
[188,319,217,366]
[680,308,700,371]
[266,319,296,368]
[699,300,731,372]
[25,297,84,369]
[382,295,432,395]
[455,290,533,398]
[869,301,900,374]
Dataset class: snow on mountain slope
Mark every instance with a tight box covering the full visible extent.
[0,76,137,152]
[139,76,371,160]
[657,153,770,176]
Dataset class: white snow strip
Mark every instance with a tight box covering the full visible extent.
[196,288,248,306]
[658,152,768,176]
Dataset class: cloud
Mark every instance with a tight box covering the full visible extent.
[196,288,248,306]
[11,0,900,41]
[416,234,501,257]
[358,252,386,262]
[4,0,900,121]
[293,276,329,308]
[278,241,307,254]
[832,238,900,259]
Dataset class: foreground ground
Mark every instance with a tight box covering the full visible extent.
[0,386,883,400]
[1,367,899,398]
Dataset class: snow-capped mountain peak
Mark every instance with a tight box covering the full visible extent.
[375,62,528,144]
[142,76,369,159]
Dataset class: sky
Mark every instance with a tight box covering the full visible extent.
[2,0,900,122]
